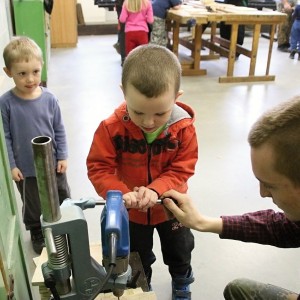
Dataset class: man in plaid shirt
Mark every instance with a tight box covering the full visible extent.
[163,95,300,300]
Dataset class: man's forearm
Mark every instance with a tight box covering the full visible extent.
[197,216,223,234]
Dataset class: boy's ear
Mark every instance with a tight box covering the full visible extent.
[175,90,184,102]
[120,84,127,100]
[3,67,12,78]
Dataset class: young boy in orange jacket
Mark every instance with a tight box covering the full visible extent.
[87,44,198,300]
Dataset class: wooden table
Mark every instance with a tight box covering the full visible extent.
[166,3,286,83]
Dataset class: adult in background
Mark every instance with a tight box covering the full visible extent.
[289,3,300,59]
[150,0,182,47]
[220,0,248,56]
[113,0,126,66]
[277,0,297,52]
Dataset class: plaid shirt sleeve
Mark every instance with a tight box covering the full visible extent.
[220,209,300,248]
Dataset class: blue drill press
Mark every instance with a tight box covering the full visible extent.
[32,136,132,299]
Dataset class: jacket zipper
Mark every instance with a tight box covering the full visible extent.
[147,143,152,225]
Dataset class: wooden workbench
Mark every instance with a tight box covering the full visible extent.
[166,2,287,82]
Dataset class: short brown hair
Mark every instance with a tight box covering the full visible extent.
[122,44,181,98]
[3,36,43,70]
[248,95,300,185]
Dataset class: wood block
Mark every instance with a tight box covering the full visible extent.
[95,288,156,299]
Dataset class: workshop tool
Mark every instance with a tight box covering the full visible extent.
[32,136,132,300]
[101,190,130,298]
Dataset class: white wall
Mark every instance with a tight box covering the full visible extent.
[77,0,118,24]
[0,0,14,94]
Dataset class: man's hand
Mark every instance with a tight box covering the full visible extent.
[162,189,223,234]
[162,190,202,230]
[11,167,24,181]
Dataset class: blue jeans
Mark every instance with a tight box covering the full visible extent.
[290,20,300,51]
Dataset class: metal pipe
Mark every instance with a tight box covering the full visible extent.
[31,136,61,222]
[32,136,71,295]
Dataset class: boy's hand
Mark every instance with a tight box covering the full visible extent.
[134,186,158,212]
[11,167,24,181]
[57,160,68,173]
[123,191,140,208]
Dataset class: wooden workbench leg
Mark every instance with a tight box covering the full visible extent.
[209,22,217,56]
[172,21,180,57]
[166,20,172,50]
[227,24,238,77]
[249,24,261,76]
[192,25,203,70]
[266,24,276,75]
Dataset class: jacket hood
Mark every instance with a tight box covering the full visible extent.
[113,101,195,136]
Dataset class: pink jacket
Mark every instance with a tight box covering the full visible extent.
[119,1,154,32]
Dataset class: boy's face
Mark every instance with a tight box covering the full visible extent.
[4,58,42,98]
[123,83,181,133]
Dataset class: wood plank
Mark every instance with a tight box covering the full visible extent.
[219,75,275,83]
[96,288,156,299]
[249,23,261,76]
[227,23,238,76]
[266,24,276,75]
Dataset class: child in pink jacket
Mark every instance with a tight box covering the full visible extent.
[119,0,154,56]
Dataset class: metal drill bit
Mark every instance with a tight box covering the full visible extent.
[95,199,163,205]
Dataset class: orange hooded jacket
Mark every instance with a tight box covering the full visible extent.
[87,101,198,225]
